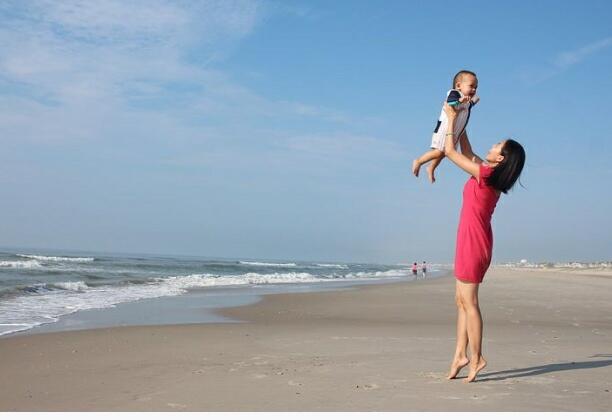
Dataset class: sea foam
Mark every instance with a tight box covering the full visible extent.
[239,261,298,267]
[17,254,95,262]
[0,260,43,269]
[0,268,412,336]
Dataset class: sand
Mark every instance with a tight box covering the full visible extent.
[0,267,610,411]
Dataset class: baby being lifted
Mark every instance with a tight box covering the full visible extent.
[412,70,479,183]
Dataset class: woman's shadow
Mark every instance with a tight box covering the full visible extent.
[474,354,612,382]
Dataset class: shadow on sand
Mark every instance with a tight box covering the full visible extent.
[474,355,612,382]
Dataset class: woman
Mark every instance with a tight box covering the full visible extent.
[442,103,526,383]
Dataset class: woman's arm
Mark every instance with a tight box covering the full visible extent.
[443,104,482,180]
[459,132,483,164]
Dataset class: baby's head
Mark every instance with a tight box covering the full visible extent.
[452,70,478,97]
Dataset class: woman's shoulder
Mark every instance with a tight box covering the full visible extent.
[477,163,494,184]
[479,164,502,196]
[480,163,493,176]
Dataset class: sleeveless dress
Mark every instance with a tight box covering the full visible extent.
[454,164,500,283]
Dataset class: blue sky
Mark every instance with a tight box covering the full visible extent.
[0,0,611,264]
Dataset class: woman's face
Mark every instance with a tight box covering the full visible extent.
[486,140,506,165]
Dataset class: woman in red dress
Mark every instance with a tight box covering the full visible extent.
[442,103,525,383]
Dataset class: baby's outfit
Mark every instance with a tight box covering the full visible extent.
[430,90,478,151]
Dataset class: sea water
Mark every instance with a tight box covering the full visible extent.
[0,249,440,336]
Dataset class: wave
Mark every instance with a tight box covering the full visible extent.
[315,263,349,269]
[52,281,90,292]
[0,267,414,336]
[160,272,318,288]
[351,269,412,278]
[496,261,612,269]
[239,261,298,267]
[17,254,95,262]
[0,260,43,269]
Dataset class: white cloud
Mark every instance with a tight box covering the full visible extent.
[520,36,612,84]
[0,0,361,149]
[0,0,263,95]
[2,0,260,46]
[280,133,404,160]
[554,37,612,68]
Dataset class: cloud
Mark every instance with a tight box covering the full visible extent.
[279,133,405,161]
[1,0,260,46]
[520,36,612,84]
[0,0,363,150]
[0,0,263,98]
[554,37,612,68]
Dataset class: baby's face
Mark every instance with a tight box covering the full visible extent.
[456,74,478,98]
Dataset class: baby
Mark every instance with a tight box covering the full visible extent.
[412,70,479,183]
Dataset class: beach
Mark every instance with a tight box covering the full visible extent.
[1,266,611,411]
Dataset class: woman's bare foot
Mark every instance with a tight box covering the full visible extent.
[447,357,470,380]
[463,356,487,383]
[412,160,421,177]
[426,164,436,183]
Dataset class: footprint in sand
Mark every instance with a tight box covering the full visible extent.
[288,380,303,386]
[418,372,445,382]
[522,377,556,385]
[167,402,187,409]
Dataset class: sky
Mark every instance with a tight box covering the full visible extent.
[0,0,611,264]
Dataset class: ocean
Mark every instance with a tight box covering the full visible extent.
[0,249,439,337]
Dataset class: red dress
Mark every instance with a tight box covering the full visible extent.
[454,164,500,283]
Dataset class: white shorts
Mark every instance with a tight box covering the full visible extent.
[430,129,460,152]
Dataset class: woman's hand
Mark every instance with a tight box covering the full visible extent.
[443,102,457,120]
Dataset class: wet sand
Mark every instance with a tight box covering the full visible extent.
[1,267,610,411]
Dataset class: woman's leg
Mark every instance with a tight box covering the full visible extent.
[456,280,487,383]
[448,281,470,379]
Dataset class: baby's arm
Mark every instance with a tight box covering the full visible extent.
[446,90,462,106]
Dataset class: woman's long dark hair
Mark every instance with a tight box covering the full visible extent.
[487,139,525,194]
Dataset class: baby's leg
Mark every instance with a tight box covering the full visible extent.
[427,155,444,183]
[413,149,444,177]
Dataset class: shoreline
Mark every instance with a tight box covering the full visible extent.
[5,273,442,338]
[1,267,611,411]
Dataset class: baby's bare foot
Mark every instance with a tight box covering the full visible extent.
[463,356,487,383]
[426,164,436,183]
[412,160,421,177]
[447,357,469,380]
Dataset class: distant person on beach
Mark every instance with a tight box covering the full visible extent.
[421,261,427,278]
[412,70,479,183]
[442,102,525,383]
[412,262,418,277]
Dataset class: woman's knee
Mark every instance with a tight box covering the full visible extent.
[457,289,479,309]
[454,294,465,309]
[462,294,479,309]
